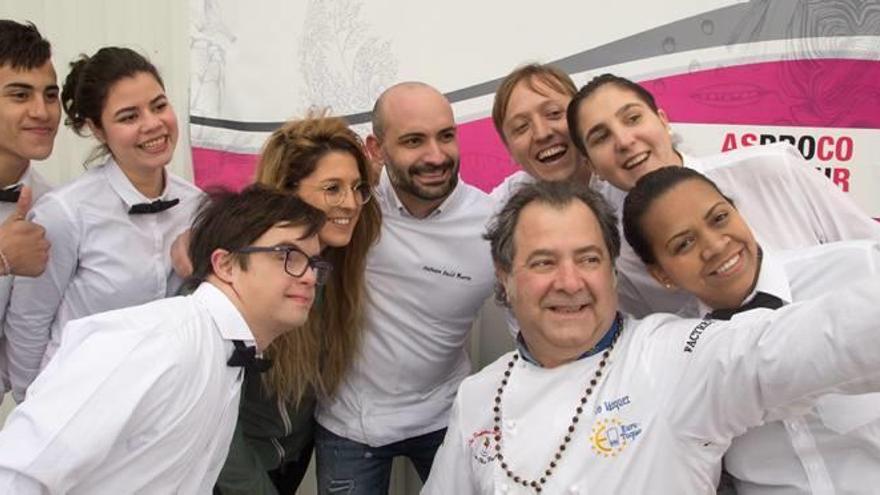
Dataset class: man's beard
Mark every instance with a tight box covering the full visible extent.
[387,157,459,202]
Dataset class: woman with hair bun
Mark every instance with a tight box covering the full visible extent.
[215,112,381,494]
[5,47,202,401]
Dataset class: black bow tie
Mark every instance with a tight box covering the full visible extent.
[0,185,22,203]
[707,291,785,320]
[128,198,179,215]
[227,340,273,373]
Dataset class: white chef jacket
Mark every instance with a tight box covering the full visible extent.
[4,157,202,402]
[0,166,52,402]
[316,168,496,446]
[706,242,880,495]
[422,278,880,494]
[0,282,250,494]
[605,142,880,317]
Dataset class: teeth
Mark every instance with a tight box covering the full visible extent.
[550,304,587,313]
[716,254,740,274]
[140,136,166,151]
[537,144,567,162]
[330,218,351,225]
[622,152,649,169]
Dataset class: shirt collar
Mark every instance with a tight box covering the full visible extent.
[102,157,171,209]
[377,166,462,219]
[192,282,256,343]
[680,152,706,173]
[515,312,623,367]
[697,246,793,316]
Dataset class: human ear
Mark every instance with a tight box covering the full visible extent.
[648,264,676,290]
[496,267,514,305]
[86,118,105,143]
[210,248,237,283]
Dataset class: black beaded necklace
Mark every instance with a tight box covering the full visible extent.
[492,315,623,493]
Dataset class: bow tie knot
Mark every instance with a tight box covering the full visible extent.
[707,291,785,320]
[227,340,273,373]
[128,198,179,215]
[0,185,23,203]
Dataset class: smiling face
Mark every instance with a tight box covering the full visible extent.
[372,84,459,215]
[228,223,321,337]
[92,71,177,182]
[295,150,365,248]
[641,179,760,310]
[502,200,618,368]
[0,61,60,172]
[502,78,583,182]
[576,84,681,191]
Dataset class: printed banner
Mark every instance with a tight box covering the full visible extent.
[190,0,880,219]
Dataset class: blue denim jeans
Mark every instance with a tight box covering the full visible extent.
[315,424,447,494]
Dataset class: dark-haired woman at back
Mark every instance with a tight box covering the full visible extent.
[7,47,201,399]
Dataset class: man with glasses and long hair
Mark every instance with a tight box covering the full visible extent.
[0,185,329,494]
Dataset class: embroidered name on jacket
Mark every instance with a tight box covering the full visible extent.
[421,265,473,281]
[683,319,716,353]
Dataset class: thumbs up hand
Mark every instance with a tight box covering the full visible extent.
[0,186,50,277]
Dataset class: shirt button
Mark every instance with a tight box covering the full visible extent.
[569,485,580,494]
[499,483,509,493]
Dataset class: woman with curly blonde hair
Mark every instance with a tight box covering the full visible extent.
[216,112,381,494]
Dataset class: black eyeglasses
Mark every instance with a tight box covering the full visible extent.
[298,181,372,207]
[236,245,333,286]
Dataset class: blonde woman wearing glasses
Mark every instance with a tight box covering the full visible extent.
[215,113,382,495]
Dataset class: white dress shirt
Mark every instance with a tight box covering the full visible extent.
[423,278,880,494]
[707,242,880,495]
[0,166,52,402]
[488,170,533,207]
[316,168,496,446]
[604,142,880,317]
[4,157,202,402]
[0,283,252,494]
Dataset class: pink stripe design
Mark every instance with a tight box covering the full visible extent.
[193,58,879,195]
[192,147,258,191]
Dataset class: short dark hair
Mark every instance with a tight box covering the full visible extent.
[485,180,620,307]
[566,73,660,157]
[183,184,326,292]
[623,166,733,265]
[492,63,577,143]
[0,20,51,70]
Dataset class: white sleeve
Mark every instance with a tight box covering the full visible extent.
[5,195,79,402]
[0,320,176,493]
[421,394,479,495]
[671,277,880,444]
[781,144,880,242]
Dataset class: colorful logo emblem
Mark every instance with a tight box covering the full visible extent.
[468,429,499,464]
[590,417,642,458]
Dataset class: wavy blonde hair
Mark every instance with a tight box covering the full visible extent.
[255,111,381,405]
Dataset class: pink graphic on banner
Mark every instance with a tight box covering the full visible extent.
[456,118,521,193]
[193,58,880,196]
[645,59,880,128]
[193,147,258,191]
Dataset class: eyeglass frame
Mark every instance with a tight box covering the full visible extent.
[296,180,373,207]
[235,244,333,285]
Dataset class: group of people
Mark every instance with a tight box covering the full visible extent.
[0,18,878,495]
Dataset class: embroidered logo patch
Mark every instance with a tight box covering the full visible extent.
[590,417,642,458]
[468,429,499,464]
